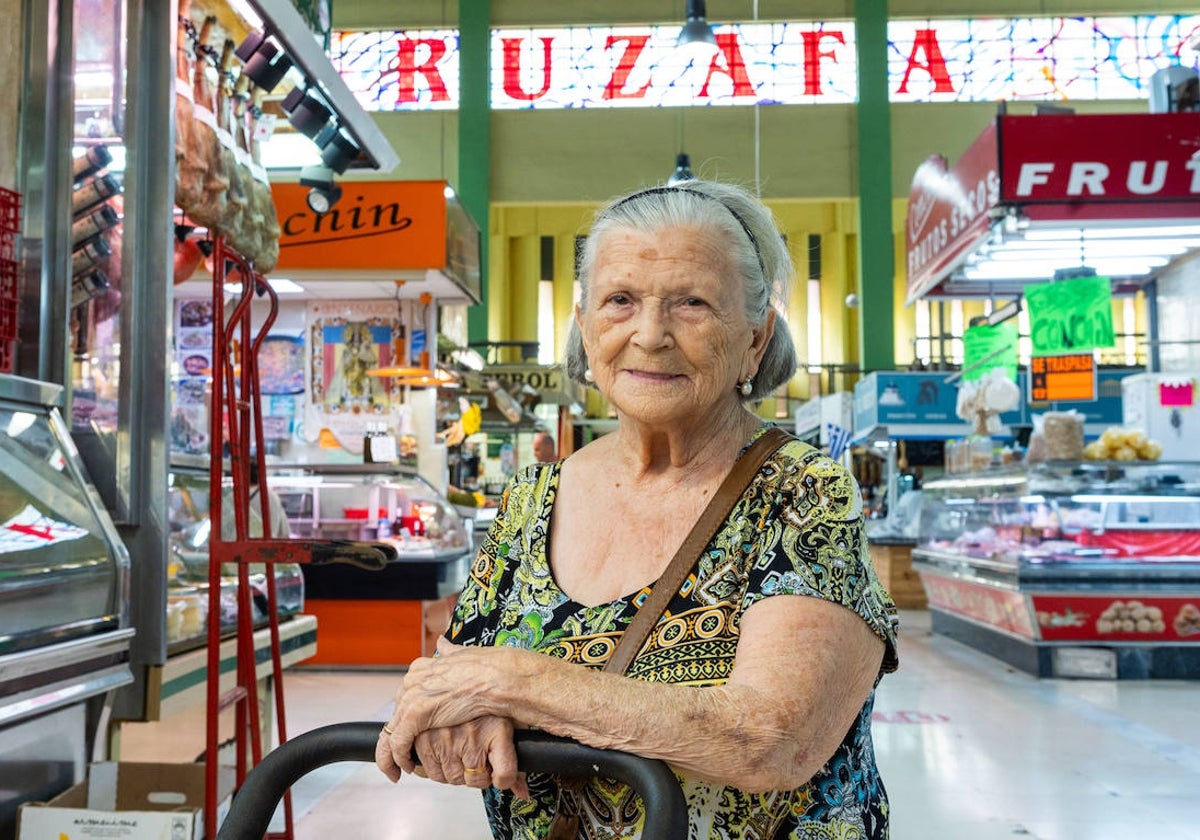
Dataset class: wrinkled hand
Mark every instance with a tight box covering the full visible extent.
[375,638,530,798]
[409,717,527,798]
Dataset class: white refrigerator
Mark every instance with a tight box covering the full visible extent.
[1121,372,1200,461]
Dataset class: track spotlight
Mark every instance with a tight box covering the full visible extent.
[320,128,361,174]
[299,164,342,214]
[235,31,293,92]
[282,87,333,139]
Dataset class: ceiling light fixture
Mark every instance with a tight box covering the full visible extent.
[667,152,695,184]
[945,217,1200,292]
[299,163,343,213]
[676,0,718,52]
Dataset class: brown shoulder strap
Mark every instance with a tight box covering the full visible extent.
[603,426,793,675]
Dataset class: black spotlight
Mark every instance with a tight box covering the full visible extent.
[237,33,293,92]
[320,129,360,174]
[299,164,342,214]
[282,87,333,139]
[234,31,266,62]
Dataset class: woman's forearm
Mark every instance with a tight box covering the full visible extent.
[478,648,818,792]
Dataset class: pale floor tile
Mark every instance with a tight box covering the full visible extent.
[223,609,1200,839]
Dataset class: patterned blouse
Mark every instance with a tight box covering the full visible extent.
[447,432,900,839]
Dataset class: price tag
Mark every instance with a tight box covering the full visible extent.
[370,434,398,463]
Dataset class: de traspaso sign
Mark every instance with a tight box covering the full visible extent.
[331,15,1200,111]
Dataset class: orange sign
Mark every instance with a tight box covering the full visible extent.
[1029,353,1096,402]
[271,180,447,271]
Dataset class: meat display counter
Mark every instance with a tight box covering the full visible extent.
[912,461,1200,678]
[267,464,473,666]
[0,374,133,837]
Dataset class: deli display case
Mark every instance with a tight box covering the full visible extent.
[0,374,133,836]
[266,464,473,666]
[912,461,1200,678]
[165,466,307,654]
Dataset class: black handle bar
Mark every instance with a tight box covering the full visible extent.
[216,722,688,839]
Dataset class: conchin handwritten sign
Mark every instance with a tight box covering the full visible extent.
[1025,275,1115,356]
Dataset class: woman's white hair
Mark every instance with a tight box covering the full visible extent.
[563,180,798,400]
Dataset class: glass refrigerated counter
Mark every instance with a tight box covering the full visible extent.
[911,460,1200,678]
[267,463,472,600]
[264,464,473,666]
[0,374,133,837]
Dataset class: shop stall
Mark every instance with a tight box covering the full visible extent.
[901,110,1200,675]
[852,370,1027,608]
[912,461,1200,679]
[268,463,471,666]
[169,177,483,667]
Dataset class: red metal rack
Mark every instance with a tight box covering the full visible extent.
[0,187,22,373]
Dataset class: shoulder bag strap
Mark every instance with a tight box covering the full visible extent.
[603,426,793,675]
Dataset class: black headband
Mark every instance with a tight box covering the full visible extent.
[606,185,767,280]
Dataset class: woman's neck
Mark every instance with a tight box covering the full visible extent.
[609,405,763,476]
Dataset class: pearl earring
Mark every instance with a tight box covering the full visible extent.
[740,377,754,397]
[584,368,595,382]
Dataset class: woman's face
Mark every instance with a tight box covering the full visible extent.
[577,223,772,427]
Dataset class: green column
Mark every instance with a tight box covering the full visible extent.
[855,0,894,372]
[459,0,491,344]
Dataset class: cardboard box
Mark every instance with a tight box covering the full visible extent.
[17,762,234,840]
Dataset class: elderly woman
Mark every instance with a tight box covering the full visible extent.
[377,180,899,838]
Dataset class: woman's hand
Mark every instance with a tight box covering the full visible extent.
[375,638,529,798]
[389,638,523,759]
[412,717,528,798]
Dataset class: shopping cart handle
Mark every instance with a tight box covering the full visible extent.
[216,722,688,839]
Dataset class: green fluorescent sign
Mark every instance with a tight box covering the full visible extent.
[1025,275,1115,356]
[962,322,1018,382]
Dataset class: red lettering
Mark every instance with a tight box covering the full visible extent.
[395,38,450,104]
[7,523,55,540]
[698,33,756,98]
[800,30,846,96]
[603,35,652,100]
[897,29,955,94]
[502,36,554,101]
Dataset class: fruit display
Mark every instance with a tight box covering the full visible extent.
[1083,426,1163,461]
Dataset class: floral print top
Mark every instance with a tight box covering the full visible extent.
[447,432,900,839]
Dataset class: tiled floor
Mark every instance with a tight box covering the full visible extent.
[146,610,1200,839]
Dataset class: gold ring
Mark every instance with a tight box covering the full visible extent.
[380,724,394,736]
[463,766,488,774]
